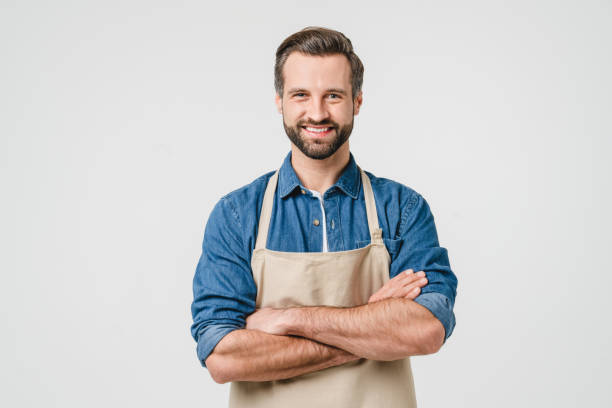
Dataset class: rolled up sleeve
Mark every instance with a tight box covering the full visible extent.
[390,191,458,342]
[414,292,456,342]
[190,196,256,368]
[196,325,242,368]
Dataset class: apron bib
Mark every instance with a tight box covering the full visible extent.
[229,167,417,408]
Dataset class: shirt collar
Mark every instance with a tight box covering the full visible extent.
[278,151,361,199]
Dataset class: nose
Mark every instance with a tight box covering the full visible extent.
[306,97,330,123]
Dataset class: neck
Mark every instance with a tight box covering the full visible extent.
[290,142,351,194]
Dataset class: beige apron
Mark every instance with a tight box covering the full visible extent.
[229,167,417,408]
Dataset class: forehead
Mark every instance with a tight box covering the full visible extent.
[282,52,351,91]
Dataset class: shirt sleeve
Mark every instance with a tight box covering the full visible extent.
[414,292,456,342]
[390,191,458,342]
[190,196,257,368]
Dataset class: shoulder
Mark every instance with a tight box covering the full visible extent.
[364,169,424,211]
[209,170,275,248]
[362,169,430,238]
[218,170,275,216]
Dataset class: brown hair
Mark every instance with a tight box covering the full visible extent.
[274,27,364,99]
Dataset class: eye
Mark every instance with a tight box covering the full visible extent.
[328,93,340,99]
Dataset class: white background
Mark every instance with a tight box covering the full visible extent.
[2,1,611,407]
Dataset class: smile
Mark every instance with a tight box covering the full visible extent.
[302,126,334,136]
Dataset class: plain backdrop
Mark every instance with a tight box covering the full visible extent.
[1,1,611,407]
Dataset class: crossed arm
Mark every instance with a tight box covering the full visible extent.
[205,270,445,384]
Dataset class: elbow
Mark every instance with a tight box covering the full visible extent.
[379,319,446,360]
[205,353,233,384]
[420,319,445,355]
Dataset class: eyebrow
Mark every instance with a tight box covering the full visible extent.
[287,88,348,95]
[326,88,348,95]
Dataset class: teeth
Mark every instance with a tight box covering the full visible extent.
[305,127,329,133]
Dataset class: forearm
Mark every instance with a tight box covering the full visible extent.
[205,328,360,384]
[286,298,445,360]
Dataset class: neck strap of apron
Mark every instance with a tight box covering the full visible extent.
[255,166,381,250]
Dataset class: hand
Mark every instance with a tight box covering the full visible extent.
[246,307,289,335]
[368,269,428,303]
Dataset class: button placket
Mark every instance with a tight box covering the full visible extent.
[307,191,323,252]
[324,194,341,251]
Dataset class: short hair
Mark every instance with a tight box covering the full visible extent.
[274,27,364,99]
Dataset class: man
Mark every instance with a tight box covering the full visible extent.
[190,27,457,408]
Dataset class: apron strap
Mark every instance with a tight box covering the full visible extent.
[254,166,383,250]
[255,170,279,250]
[359,167,383,243]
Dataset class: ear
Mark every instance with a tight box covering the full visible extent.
[275,93,283,114]
[353,91,363,115]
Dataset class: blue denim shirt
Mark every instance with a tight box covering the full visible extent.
[191,152,458,368]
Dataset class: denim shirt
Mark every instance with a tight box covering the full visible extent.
[190,151,458,368]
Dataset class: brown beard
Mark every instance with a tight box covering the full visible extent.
[283,117,354,160]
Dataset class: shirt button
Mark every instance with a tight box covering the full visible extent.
[301,189,306,194]
[313,219,320,226]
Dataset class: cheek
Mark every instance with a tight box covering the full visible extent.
[282,104,304,123]
[332,104,355,122]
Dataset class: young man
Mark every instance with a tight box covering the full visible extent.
[190,27,458,408]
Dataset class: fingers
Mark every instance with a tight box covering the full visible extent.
[398,279,427,300]
[390,269,423,286]
[377,270,417,299]
[397,270,427,288]
[397,272,427,300]
[369,269,428,303]
[401,285,421,300]
[369,271,411,302]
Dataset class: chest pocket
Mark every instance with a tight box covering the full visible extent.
[355,238,403,258]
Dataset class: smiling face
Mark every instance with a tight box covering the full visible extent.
[275,52,363,160]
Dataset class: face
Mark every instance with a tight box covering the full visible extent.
[275,52,363,160]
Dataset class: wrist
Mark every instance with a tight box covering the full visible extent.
[283,307,306,337]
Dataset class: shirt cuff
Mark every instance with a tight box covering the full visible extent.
[196,324,242,368]
[414,292,456,343]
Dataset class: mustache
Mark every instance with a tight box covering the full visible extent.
[297,120,338,128]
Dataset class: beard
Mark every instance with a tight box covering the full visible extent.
[283,117,354,160]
